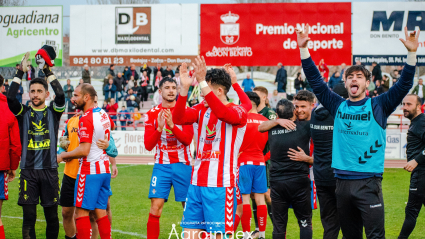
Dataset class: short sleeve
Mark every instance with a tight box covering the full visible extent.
[79,115,94,144]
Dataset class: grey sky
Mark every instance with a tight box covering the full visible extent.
[25,0,403,35]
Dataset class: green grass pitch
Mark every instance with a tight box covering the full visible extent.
[2,165,425,238]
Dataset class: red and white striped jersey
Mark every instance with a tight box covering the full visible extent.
[144,104,193,165]
[78,107,113,175]
[173,83,251,188]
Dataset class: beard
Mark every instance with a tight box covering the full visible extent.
[31,98,45,107]
[404,109,417,120]
[75,101,86,110]
[163,94,176,102]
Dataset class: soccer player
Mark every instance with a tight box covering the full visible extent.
[399,94,425,238]
[266,99,312,239]
[7,48,65,239]
[296,25,418,238]
[173,59,251,239]
[252,86,276,237]
[0,74,21,239]
[237,92,269,239]
[58,96,118,239]
[57,83,114,239]
[144,77,194,239]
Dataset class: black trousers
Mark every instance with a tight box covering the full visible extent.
[399,170,425,239]
[141,86,148,101]
[270,177,312,239]
[336,178,385,239]
[316,184,342,239]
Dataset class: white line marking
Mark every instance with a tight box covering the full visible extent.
[3,215,147,238]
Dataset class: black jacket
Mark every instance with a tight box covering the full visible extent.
[311,105,335,186]
[294,77,303,90]
[163,69,174,78]
[154,67,163,78]
[407,113,425,171]
[113,76,125,91]
[141,66,152,79]
[275,67,287,84]
[372,64,382,82]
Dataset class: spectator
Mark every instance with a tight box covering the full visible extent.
[397,65,404,75]
[114,72,125,101]
[140,71,149,102]
[78,78,84,86]
[26,61,35,82]
[16,82,23,104]
[104,78,117,100]
[371,62,382,83]
[102,101,108,112]
[82,64,91,84]
[125,89,140,112]
[154,71,163,92]
[269,90,280,111]
[133,108,142,129]
[107,64,115,78]
[173,66,181,86]
[371,80,384,97]
[63,79,74,106]
[393,70,400,81]
[381,75,390,93]
[103,74,113,95]
[123,66,129,76]
[125,64,139,82]
[132,81,142,99]
[153,63,163,80]
[332,79,349,99]
[319,59,329,82]
[163,65,174,78]
[118,106,130,131]
[106,98,118,124]
[242,73,255,92]
[3,79,9,95]
[355,60,362,66]
[140,63,152,80]
[275,62,287,93]
[328,71,342,90]
[412,78,425,104]
[294,72,304,93]
[126,75,135,92]
[340,63,347,77]
[15,64,19,70]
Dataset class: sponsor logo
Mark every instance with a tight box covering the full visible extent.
[300,220,308,227]
[197,150,221,160]
[338,129,368,136]
[344,121,353,130]
[337,110,371,121]
[101,113,109,122]
[80,122,83,127]
[164,128,175,137]
[80,131,90,138]
[371,11,424,32]
[152,189,156,194]
[310,124,334,131]
[27,139,50,150]
[271,128,296,135]
[116,7,151,44]
[370,203,382,208]
[205,125,216,140]
[410,188,417,191]
[220,11,239,45]
[32,120,45,132]
[70,127,78,133]
[103,122,111,130]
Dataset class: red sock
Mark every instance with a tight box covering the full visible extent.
[147,213,160,239]
[76,216,92,239]
[241,204,252,233]
[0,225,5,239]
[234,214,241,232]
[257,205,268,232]
[96,215,111,239]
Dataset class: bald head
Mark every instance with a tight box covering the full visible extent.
[78,83,97,100]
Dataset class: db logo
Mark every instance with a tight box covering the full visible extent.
[220,11,240,45]
[116,7,151,44]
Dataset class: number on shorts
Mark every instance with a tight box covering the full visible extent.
[151,176,157,187]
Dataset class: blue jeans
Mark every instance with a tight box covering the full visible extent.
[120,121,126,131]
[277,82,286,93]
[116,91,124,101]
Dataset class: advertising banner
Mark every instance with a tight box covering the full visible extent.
[70,4,198,66]
[111,131,155,156]
[200,3,351,66]
[0,6,63,67]
[353,2,425,65]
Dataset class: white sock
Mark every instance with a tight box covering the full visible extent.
[259,231,265,238]
[243,232,251,239]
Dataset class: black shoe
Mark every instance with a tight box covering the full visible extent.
[251,230,259,238]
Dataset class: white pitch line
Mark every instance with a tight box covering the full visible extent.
[3,215,147,238]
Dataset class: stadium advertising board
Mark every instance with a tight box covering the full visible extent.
[200,3,351,66]
[70,4,198,67]
[111,131,155,156]
[0,6,63,67]
[353,2,425,65]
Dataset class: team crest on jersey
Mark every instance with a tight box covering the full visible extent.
[205,125,216,140]
[80,122,83,127]
[164,128,175,137]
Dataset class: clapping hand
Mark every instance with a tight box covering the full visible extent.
[224,64,238,85]
[192,56,207,83]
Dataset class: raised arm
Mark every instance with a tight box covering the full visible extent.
[173,62,201,125]
[296,25,344,117]
[47,70,65,113]
[7,65,26,115]
[374,27,419,117]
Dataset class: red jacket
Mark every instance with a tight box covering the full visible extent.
[0,93,21,171]
[106,103,118,115]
